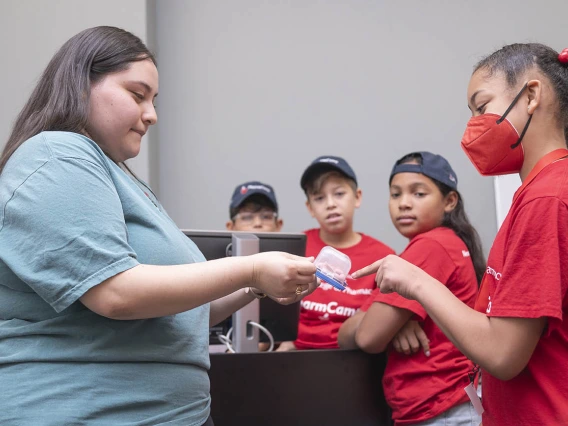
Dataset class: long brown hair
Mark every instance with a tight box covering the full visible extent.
[0,26,155,174]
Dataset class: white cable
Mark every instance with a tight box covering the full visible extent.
[216,321,275,353]
[248,321,275,352]
[217,328,235,353]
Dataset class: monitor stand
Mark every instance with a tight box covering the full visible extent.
[231,233,260,353]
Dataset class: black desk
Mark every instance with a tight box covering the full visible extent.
[209,349,391,425]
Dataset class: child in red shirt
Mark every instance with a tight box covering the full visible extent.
[339,152,485,425]
[352,44,568,426]
[277,155,394,351]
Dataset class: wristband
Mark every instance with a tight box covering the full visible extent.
[245,287,267,299]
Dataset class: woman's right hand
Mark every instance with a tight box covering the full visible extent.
[250,252,317,299]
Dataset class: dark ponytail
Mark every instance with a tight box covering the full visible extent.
[437,185,485,285]
[474,43,568,143]
[397,153,486,284]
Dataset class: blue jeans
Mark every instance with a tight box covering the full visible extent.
[413,402,481,426]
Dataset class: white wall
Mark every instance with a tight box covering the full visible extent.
[153,0,568,253]
[0,0,153,182]
[494,175,522,228]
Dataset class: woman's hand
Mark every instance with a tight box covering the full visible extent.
[350,254,427,301]
[251,252,317,299]
[268,277,321,305]
[392,320,430,357]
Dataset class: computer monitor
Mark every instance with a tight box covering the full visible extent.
[182,229,307,345]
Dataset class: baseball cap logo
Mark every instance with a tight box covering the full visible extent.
[318,158,339,164]
[246,184,271,193]
[240,186,248,194]
[449,174,456,183]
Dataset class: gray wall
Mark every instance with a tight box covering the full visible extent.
[0,0,152,182]
[2,1,568,254]
[153,0,568,252]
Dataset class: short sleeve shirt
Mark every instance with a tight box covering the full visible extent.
[361,227,478,424]
[474,160,568,426]
[0,132,211,425]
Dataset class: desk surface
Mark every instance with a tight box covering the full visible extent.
[209,349,391,425]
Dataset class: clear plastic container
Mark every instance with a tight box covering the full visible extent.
[314,246,351,291]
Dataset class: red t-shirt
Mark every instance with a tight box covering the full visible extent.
[474,160,568,426]
[294,229,395,349]
[361,227,478,425]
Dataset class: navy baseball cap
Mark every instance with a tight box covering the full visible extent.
[229,181,278,213]
[300,155,357,190]
[390,152,458,190]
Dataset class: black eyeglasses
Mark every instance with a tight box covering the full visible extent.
[232,211,278,224]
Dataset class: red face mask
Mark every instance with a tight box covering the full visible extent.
[461,83,532,176]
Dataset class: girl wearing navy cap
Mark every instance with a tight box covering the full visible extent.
[352,44,568,426]
[339,151,484,425]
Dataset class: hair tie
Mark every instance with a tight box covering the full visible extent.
[559,48,568,64]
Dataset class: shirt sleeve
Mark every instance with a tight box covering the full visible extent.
[372,237,457,320]
[0,156,139,313]
[490,197,568,336]
[360,287,379,312]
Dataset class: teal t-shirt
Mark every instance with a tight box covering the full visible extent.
[0,132,211,426]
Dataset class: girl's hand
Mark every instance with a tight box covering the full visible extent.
[276,341,297,352]
[251,252,317,299]
[350,254,426,301]
[392,320,430,357]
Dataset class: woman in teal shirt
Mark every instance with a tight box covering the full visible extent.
[0,26,317,426]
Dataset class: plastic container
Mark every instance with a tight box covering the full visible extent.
[314,246,351,291]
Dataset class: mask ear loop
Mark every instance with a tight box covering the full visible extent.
[494,82,532,149]
[496,82,528,125]
[510,114,532,149]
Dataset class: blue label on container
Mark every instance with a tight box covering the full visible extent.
[315,269,346,291]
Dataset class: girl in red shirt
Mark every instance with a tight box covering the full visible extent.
[339,151,484,425]
[352,44,568,426]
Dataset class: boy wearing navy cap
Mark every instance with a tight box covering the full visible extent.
[226,181,283,232]
[278,156,395,351]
